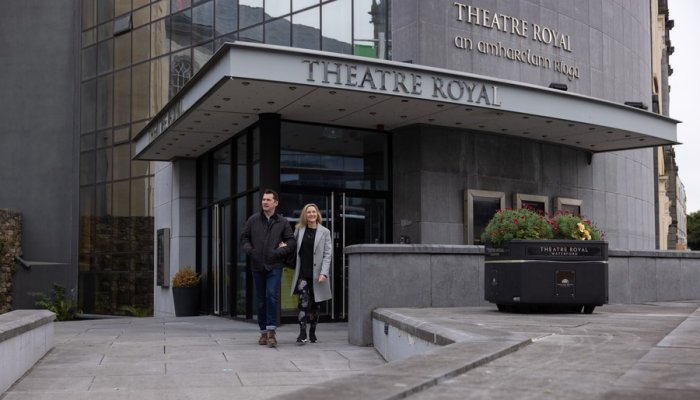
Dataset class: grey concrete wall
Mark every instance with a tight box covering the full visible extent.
[347,244,700,346]
[392,0,652,104]
[153,160,198,316]
[0,1,80,308]
[392,125,656,250]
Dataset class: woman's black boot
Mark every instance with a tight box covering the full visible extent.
[309,324,317,343]
[296,324,308,344]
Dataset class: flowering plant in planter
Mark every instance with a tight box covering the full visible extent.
[480,207,604,246]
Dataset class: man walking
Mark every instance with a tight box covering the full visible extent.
[240,189,296,347]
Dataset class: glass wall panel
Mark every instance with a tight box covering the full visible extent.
[170,49,192,98]
[239,25,262,42]
[150,55,170,117]
[113,144,131,180]
[96,147,113,183]
[293,0,318,12]
[133,6,150,27]
[152,0,170,20]
[192,2,214,43]
[321,0,351,54]
[113,181,130,217]
[134,0,151,8]
[81,80,96,133]
[239,0,263,29]
[234,195,247,317]
[82,28,97,48]
[131,177,152,216]
[81,133,95,152]
[172,0,192,12]
[198,154,211,206]
[114,127,130,143]
[193,41,214,74]
[82,0,96,29]
[114,32,131,70]
[151,18,170,57]
[353,0,387,58]
[113,69,131,125]
[235,134,247,193]
[265,1,290,19]
[115,0,131,17]
[132,25,150,63]
[97,39,113,75]
[80,151,95,185]
[97,130,113,148]
[252,127,260,186]
[96,183,113,217]
[214,0,238,36]
[265,17,290,46]
[280,122,388,190]
[292,8,320,50]
[97,0,114,24]
[96,74,113,129]
[212,144,231,200]
[131,62,150,120]
[82,45,97,80]
[171,9,192,51]
[97,21,114,41]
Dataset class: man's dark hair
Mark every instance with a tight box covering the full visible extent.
[263,189,279,201]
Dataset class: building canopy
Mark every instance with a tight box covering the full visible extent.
[134,42,678,161]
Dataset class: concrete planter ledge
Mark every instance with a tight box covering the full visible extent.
[345,244,484,255]
[0,310,55,394]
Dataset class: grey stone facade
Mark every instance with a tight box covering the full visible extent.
[390,0,658,250]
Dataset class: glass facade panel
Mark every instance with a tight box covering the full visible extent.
[97,21,114,41]
[171,9,192,51]
[113,69,131,125]
[172,0,192,12]
[96,147,113,183]
[96,74,113,129]
[234,195,247,317]
[132,25,151,63]
[82,45,97,80]
[81,134,95,152]
[151,18,170,57]
[212,144,231,200]
[293,0,318,12]
[265,1,289,19]
[239,0,263,29]
[322,0,352,54]
[236,134,247,193]
[97,39,113,75]
[114,32,132,70]
[131,62,150,121]
[81,80,96,133]
[113,180,130,217]
[82,0,96,29]
[214,0,238,36]
[113,144,131,180]
[193,41,214,74]
[265,16,290,46]
[192,2,214,43]
[80,151,95,185]
[133,6,151,27]
[115,0,131,17]
[353,0,388,58]
[152,0,170,20]
[82,28,97,48]
[239,25,262,42]
[170,49,192,98]
[131,177,153,217]
[150,55,170,117]
[97,0,114,24]
[292,8,320,50]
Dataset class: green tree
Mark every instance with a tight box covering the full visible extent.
[687,211,700,250]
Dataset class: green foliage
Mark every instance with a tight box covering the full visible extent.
[551,212,603,241]
[172,266,201,288]
[481,207,553,246]
[31,284,79,321]
[119,305,153,317]
[687,211,700,250]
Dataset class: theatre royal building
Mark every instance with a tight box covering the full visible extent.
[0,1,680,319]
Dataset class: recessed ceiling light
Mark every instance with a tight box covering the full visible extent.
[437,104,444,108]
[242,82,250,86]
[368,95,376,99]
[428,118,435,122]
[568,124,574,127]
[194,120,201,123]
[546,120,552,123]
[338,108,346,112]
[589,127,595,130]
[329,91,336,95]
[267,101,275,105]
[542,135,548,138]
[501,128,507,131]
[401,115,407,119]
[455,122,462,125]
[289,86,296,90]
[560,138,566,141]
[625,134,631,138]
[204,113,211,116]
[369,112,376,115]
[479,125,485,128]
[522,116,529,119]
[523,132,529,135]
[253,108,260,111]
[303,105,311,108]
[223,97,231,101]
[401,99,409,103]
[213,105,221,109]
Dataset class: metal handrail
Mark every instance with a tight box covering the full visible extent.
[14,255,66,269]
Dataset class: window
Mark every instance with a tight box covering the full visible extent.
[465,190,505,245]
[555,197,583,215]
[514,193,549,215]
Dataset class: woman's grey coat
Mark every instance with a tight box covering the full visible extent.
[289,224,333,302]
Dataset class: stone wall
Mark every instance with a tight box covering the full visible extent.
[0,210,22,314]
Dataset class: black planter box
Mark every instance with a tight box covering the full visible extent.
[172,286,200,316]
[484,240,608,313]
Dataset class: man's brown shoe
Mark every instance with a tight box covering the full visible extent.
[266,330,277,347]
[258,333,267,345]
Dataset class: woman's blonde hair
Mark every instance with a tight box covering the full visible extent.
[296,203,323,228]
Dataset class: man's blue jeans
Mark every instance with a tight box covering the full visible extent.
[252,268,282,332]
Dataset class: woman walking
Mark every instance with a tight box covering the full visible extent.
[289,203,332,343]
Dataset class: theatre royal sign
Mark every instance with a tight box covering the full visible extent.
[302,59,502,108]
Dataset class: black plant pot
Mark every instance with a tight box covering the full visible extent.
[484,240,608,313]
[172,286,200,316]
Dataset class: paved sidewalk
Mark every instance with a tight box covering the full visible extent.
[1,317,385,400]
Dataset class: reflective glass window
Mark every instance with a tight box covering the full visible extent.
[353,0,387,58]
[96,183,112,216]
[81,46,97,79]
[113,181,130,217]
[236,133,247,193]
[151,18,170,57]
[252,127,260,186]
[239,0,263,29]
[215,0,238,36]
[81,80,97,133]
[212,144,231,200]
[133,6,150,27]
[266,1,290,19]
[172,0,192,12]
[171,9,192,51]
[239,25,262,42]
[80,151,95,185]
[114,32,132,70]
[265,16,290,46]
[293,0,318,12]
[280,122,388,190]
[134,0,151,8]
[96,130,113,148]
[131,177,153,217]
[132,25,150,63]
[131,62,150,121]
[115,0,132,17]
[150,56,170,116]
[292,7,320,50]
[234,195,247,317]
[81,134,95,152]
[97,0,114,24]
[113,144,131,180]
[193,41,214,74]
[321,0,351,54]
[193,2,214,43]
[97,39,113,75]
[215,32,238,51]
[82,0,96,29]
[82,28,97,48]
[198,154,211,206]
[170,49,192,98]
[114,68,131,125]
[114,127,130,143]
[96,147,113,183]
[152,0,170,20]
[96,74,113,129]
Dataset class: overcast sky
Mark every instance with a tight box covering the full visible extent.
[668,0,700,213]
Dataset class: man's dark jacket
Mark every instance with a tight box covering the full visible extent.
[240,212,296,272]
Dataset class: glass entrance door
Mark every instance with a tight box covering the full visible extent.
[211,203,231,316]
[278,191,387,321]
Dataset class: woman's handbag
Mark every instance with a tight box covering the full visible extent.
[284,230,298,268]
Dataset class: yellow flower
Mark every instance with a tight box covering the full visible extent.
[577,222,585,232]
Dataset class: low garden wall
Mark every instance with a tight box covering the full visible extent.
[347,244,700,346]
[0,209,22,314]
